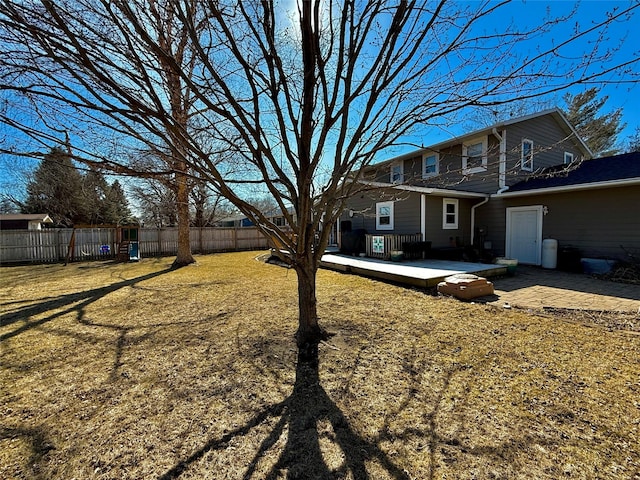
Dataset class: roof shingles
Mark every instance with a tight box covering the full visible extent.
[507,152,640,192]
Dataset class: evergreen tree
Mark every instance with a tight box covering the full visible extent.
[625,127,640,153]
[22,149,133,226]
[82,167,111,224]
[23,147,84,226]
[104,180,133,225]
[563,87,625,157]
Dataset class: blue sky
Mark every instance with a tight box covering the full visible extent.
[464,0,639,140]
[1,0,638,201]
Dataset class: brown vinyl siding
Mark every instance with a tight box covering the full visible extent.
[504,116,583,187]
[343,191,478,247]
[366,113,586,195]
[393,192,422,233]
[421,139,502,194]
[341,189,421,234]
[473,199,509,255]
[475,185,640,260]
[424,196,474,248]
[403,156,423,183]
[341,191,378,232]
[373,155,422,183]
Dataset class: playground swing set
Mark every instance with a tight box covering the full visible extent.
[64,224,140,265]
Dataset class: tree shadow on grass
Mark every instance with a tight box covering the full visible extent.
[159,348,411,480]
[0,268,173,342]
[0,425,55,479]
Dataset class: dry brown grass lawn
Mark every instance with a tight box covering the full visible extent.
[1,251,639,479]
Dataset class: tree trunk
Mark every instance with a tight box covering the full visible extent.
[172,170,195,268]
[295,260,330,362]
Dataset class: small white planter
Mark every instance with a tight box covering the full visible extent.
[496,257,518,275]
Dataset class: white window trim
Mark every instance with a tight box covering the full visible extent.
[521,138,534,172]
[462,136,488,174]
[390,161,404,184]
[442,198,459,230]
[422,152,439,178]
[376,201,394,230]
[564,151,574,164]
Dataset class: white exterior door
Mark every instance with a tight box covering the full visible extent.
[506,206,543,265]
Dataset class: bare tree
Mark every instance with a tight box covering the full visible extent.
[1,1,638,359]
[0,0,213,266]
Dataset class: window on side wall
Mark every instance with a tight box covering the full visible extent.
[521,139,534,171]
[390,161,403,183]
[376,201,394,230]
[423,152,439,178]
[564,152,574,164]
[462,137,487,174]
[442,198,458,229]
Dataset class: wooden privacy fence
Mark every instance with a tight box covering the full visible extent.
[0,227,270,265]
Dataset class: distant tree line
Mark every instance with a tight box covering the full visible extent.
[129,176,237,229]
[20,147,134,227]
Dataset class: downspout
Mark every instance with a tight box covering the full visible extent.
[420,194,426,241]
[470,196,489,246]
[493,128,507,190]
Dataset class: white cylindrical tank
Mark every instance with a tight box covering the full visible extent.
[541,239,558,269]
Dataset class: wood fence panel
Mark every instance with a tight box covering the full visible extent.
[236,227,269,250]
[1,226,270,264]
[0,229,66,263]
[70,228,116,261]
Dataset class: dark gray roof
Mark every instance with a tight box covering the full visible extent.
[508,152,640,192]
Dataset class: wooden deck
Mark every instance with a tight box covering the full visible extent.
[320,253,507,288]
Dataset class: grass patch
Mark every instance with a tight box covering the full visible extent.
[1,251,639,479]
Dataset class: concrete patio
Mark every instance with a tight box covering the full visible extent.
[319,253,506,288]
[319,253,640,313]
[488,265,640,313]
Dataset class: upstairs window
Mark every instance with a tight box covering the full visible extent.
[442,198,459,229]
[376,201,394,230]
[462,137,487,174]
[521,139,534,171]
[390,161,404,183]
[423,153,439,178]
[564,152,574,164]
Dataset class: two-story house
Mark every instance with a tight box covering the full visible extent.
[341,108,640,265]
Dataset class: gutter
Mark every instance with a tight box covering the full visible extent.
[494,177,640,197]
[359,180,487,198]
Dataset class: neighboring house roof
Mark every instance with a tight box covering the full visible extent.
[217,207,293,225]
[0,213,53,223]
[499,152,640,196]
[370,108,592,168]
[217,213,248,223]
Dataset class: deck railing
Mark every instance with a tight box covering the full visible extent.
[365,233,423,259]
